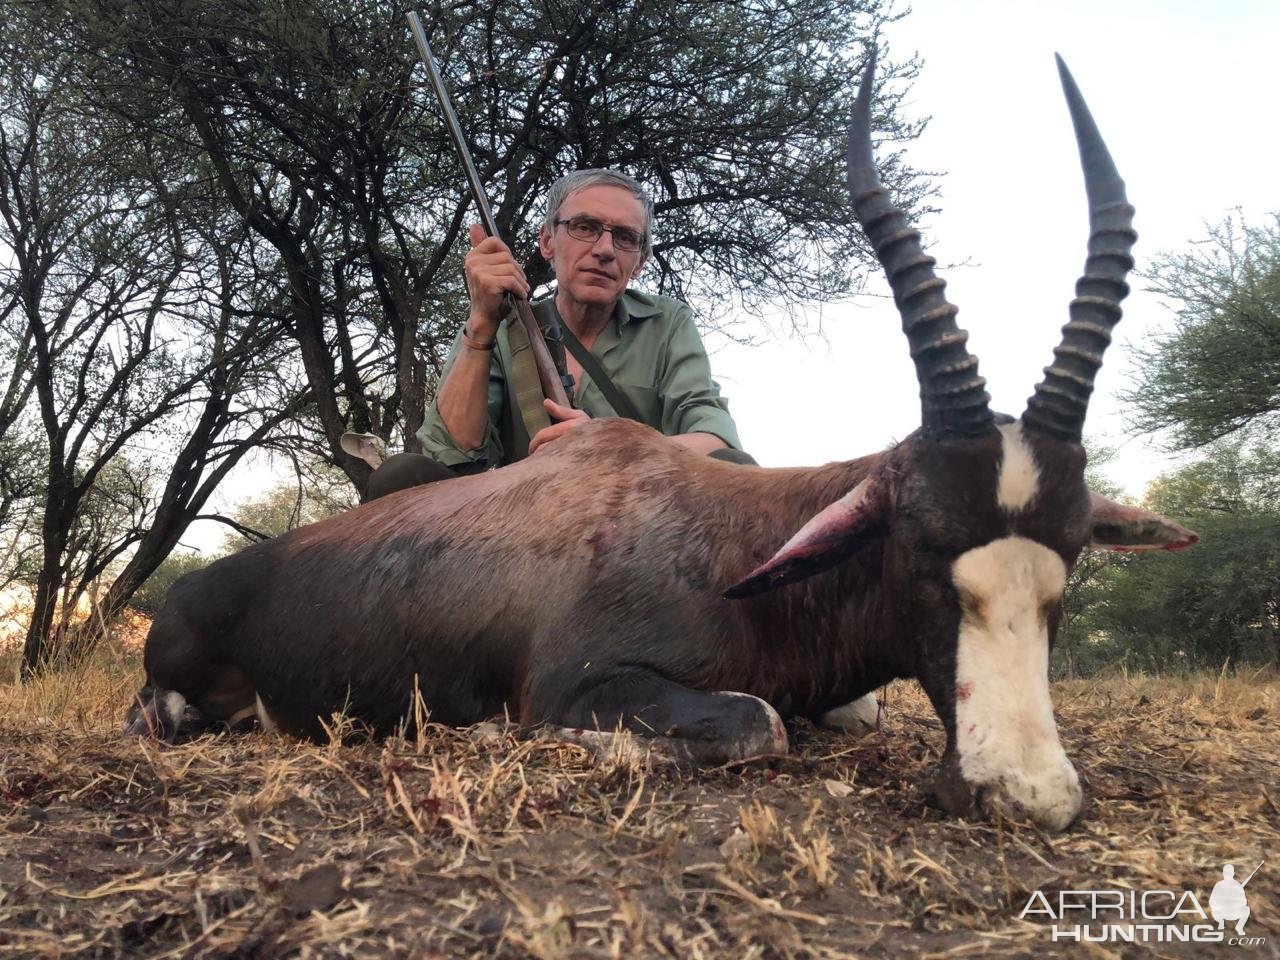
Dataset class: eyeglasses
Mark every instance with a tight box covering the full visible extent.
[554,215,646,253]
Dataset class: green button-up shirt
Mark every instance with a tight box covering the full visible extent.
[418,288,742,468]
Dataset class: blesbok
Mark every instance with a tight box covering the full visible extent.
[126,54,1196,831]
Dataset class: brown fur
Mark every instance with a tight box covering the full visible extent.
[131,414,1098,739]
[133,419,921,735]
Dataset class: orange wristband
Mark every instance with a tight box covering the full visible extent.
[462,328,495,351]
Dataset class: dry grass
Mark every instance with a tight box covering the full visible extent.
[0,649,1276,958]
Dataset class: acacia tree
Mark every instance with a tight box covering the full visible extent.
[1,12,301,672]
[1064,442,1280,673]
[66,0,925,487]
[1052,213,1280,676]
[1126,213,1280,448]
[0,32,173,670]
[0,435,42,593]
[0,224,40,575]
[7,0,932,671]
[66,211,306,665]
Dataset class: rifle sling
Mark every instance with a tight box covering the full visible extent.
[505,308,554,445]
[535,301,645,423]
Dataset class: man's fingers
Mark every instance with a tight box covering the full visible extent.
[465,242,531,299]
[462,224,533,329]
[470,266,529,298]
[529,406,589,454]
[528,423,567,455]
[465,229,518,268]
[543,399,587,422]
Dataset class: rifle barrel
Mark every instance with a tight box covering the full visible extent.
[1241,861,1265,887]
[405,11,572,408]
[406,12,501,240]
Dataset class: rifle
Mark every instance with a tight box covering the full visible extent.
[406,12,574,408]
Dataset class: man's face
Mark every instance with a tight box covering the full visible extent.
[539,185,648,311]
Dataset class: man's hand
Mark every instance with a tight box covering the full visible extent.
[464,223,531,340]
[528,400,590,454]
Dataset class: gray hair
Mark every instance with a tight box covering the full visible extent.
[542,169,654,260]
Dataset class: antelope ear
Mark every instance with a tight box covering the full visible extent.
[340,431,387,469]
[1089,492,1199,551]
[725,476,887,599]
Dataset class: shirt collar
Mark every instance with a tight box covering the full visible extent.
[537,286,660,330]
[616,288,662,326]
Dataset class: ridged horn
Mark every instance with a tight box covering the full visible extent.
[847,49,993,440]
[1022,56,1137,441]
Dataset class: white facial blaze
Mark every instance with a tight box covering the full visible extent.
[997,422,1040,511]
[951,537,1082,831]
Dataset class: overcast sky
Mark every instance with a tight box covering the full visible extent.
[190,1,1277,551]
[706,0,1279,493]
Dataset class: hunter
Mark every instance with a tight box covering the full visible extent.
[367,169,752,499]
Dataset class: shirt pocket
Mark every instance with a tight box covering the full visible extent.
[610,380,660,427]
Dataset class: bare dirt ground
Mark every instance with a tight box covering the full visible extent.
[1,650,1277,959]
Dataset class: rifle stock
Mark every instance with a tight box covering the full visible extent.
[406,11,571,408]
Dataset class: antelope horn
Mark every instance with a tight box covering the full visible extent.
[1022,56,1137,441]
[847,49,993,439]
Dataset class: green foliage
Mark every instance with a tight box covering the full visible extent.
[9,0,931,669]
[1056,443,1129,677]
[1059,214,1280,676]
[59,0,927,467]
[2,1,305,671]
[1056,440,1280,676]
[225,465,356,547]
[130,551,220,617]
[0,432,45,591]
[1126,214,1280,448]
